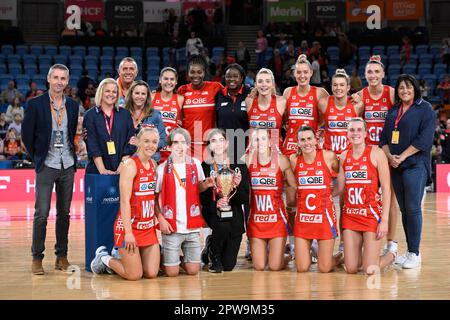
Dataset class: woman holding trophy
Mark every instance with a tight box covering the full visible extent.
[245,128,297,271]
[200,128,249,273]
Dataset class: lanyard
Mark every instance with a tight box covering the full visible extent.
[172,165,186,190]
[394,103,412,129]
[49,102,65,129]
[103,109,114,141]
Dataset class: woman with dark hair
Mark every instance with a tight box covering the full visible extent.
[124,80,166,163]
[177,54,223,162]
[151,67,184,163]
[200,128,249,273]
[215,63,250,164]
[380,74,436,269]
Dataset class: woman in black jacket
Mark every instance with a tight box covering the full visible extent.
[200,128,249,273]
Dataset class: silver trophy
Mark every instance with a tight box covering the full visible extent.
[211,167,241,219]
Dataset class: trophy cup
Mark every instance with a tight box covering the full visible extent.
[211,167,241,220]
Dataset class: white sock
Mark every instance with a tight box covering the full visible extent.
[202,227,212,245]
[101,255,112,267]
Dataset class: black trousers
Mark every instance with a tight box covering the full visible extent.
[31,165,75,260]
[210,221,243,271]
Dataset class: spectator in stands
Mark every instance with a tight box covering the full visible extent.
[310,55,321,87]
[441,38,450,67]
[255,30,268,69]
[1,80,22,105]
[245,70,255,88]
[280,65,296,93]
[5,97,24,124]
[283,43,296,63]
[82,83,96,110]
[117,57,139,107]
[77,70,95,105]
[437,75,450,104]
[75,116,87,168]
[419,80,430,101]
[350,68,362,94]
[213,2,224,38]
[275,33,289,55]
[264,21,279,47]
[0,112,8,140]
[186,31,204,57]
[26,82,39,101]
[298,40,310,57]
[0,136,4,160]
[235,41,251,72]
[3,128,24,160]
[268,49,284,85]
[83,78,136,175]
[400,36,411,66]
[8,113,23,136]
[439,118,450,163]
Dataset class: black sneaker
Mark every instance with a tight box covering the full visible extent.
[201,235,212,265]
[208,255,224,273]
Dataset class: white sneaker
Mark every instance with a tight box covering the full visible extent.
[394,252,409,266]
[91,246,108,274]
[402,252,421,269]
[383,241,398,258]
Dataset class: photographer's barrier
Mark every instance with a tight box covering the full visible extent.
[84,174,120,272]
[436,164,450,193]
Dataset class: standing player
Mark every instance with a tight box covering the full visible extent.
[90,127,161,280]
[290,126,342,273]
[245,128,297,271]
[282,54,329,156]
[318,69,364,254]
[245,68,286,147]
[151,67,184,163]
[352,55,398,257]
[319,69,364,156]
[178,54,223,162]
[336,118,396,274]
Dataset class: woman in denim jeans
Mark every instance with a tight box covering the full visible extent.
[379,74,435,269]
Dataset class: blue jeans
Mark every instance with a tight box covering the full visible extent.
[391,163,427,255]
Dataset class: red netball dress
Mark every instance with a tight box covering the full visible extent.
[342,146,382,233]
[113,155,158,247]
[247,156,288,239]
[294,150,338,240]
[323,96,357,156]
[282,86,319,156]
[248,95,283,148]
[362,85,393,145]
[152,91,181,163]
[178,81,223,160]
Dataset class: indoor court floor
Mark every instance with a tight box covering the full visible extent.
[0,193,449,300]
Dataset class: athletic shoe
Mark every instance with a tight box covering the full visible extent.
[111,247,121,260]
[402,252,421,269]
[208,255,224,273]
[91,246,108,275]
[394,252,409,266]
[383,241,398,258]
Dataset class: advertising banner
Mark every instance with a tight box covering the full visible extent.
[64,0,104,22]
[106,0,143,24]
[0,169,85,202]
[144,1,181,23]
[436,164,450,193]
[308,1,345,22]
[267,0,306,22]
[346,0,385,23]
[386,0,424,21]
[0,0,17,21]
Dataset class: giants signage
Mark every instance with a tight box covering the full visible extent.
[0,169,85,201]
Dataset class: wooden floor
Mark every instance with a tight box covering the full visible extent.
[1,192,449,300]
